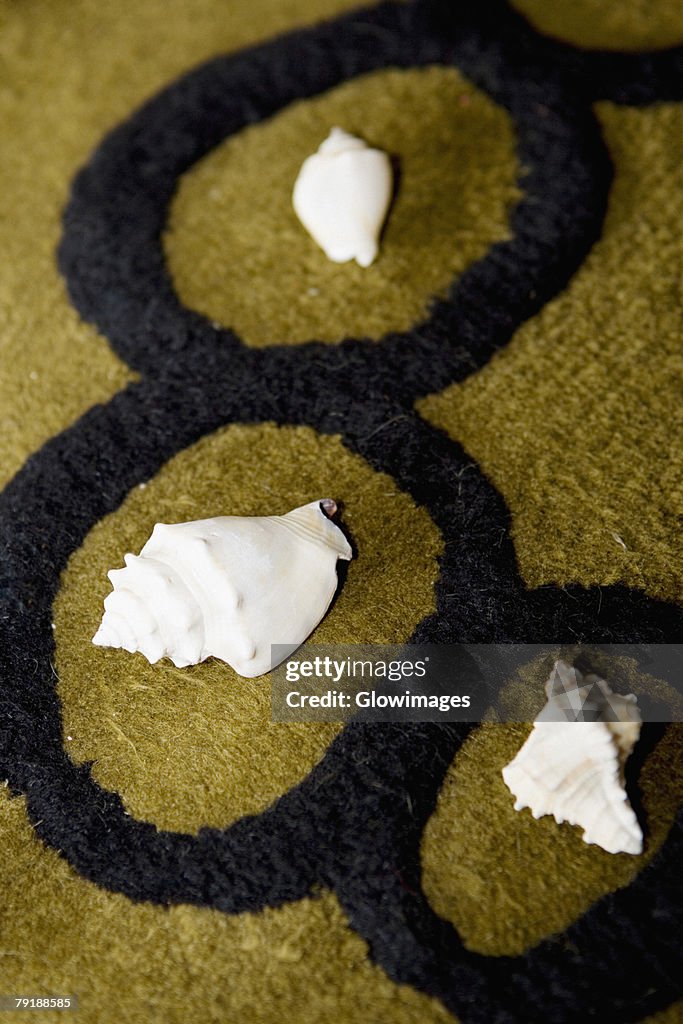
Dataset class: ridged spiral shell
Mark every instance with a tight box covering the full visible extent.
[92,499,352,677]
[502,660,643,855]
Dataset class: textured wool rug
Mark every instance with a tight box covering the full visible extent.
[1,1,682,1022]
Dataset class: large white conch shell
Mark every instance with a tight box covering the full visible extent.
[502,660,643,855]
[92,499,352,678]
[292,127,393,267]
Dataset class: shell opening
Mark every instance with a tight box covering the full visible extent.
[319,498,337,518]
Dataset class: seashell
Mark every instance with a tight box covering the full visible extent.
[502,660,643,855]
[292,127,393,267]
[92,499,352,677]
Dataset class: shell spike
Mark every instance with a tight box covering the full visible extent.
[92,623,117,648]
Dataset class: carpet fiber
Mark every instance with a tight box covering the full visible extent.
[1,1,682,1022]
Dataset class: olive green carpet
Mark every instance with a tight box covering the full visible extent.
[0,1,682,1022]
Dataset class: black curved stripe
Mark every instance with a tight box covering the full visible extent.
[1,375,680,1021]
[57,0,610,398]
[424,0,683,106]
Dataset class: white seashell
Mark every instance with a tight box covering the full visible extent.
[292,127,393,267]
[92,499,352,678]
[502,660,643,855]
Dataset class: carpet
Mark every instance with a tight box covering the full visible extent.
[0,0,682,1021]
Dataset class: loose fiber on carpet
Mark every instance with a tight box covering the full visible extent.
[0,1,682,1022]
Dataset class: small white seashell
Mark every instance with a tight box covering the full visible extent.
[502,660,643,855]
[92,499,352,678]
[292,127,393,267]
